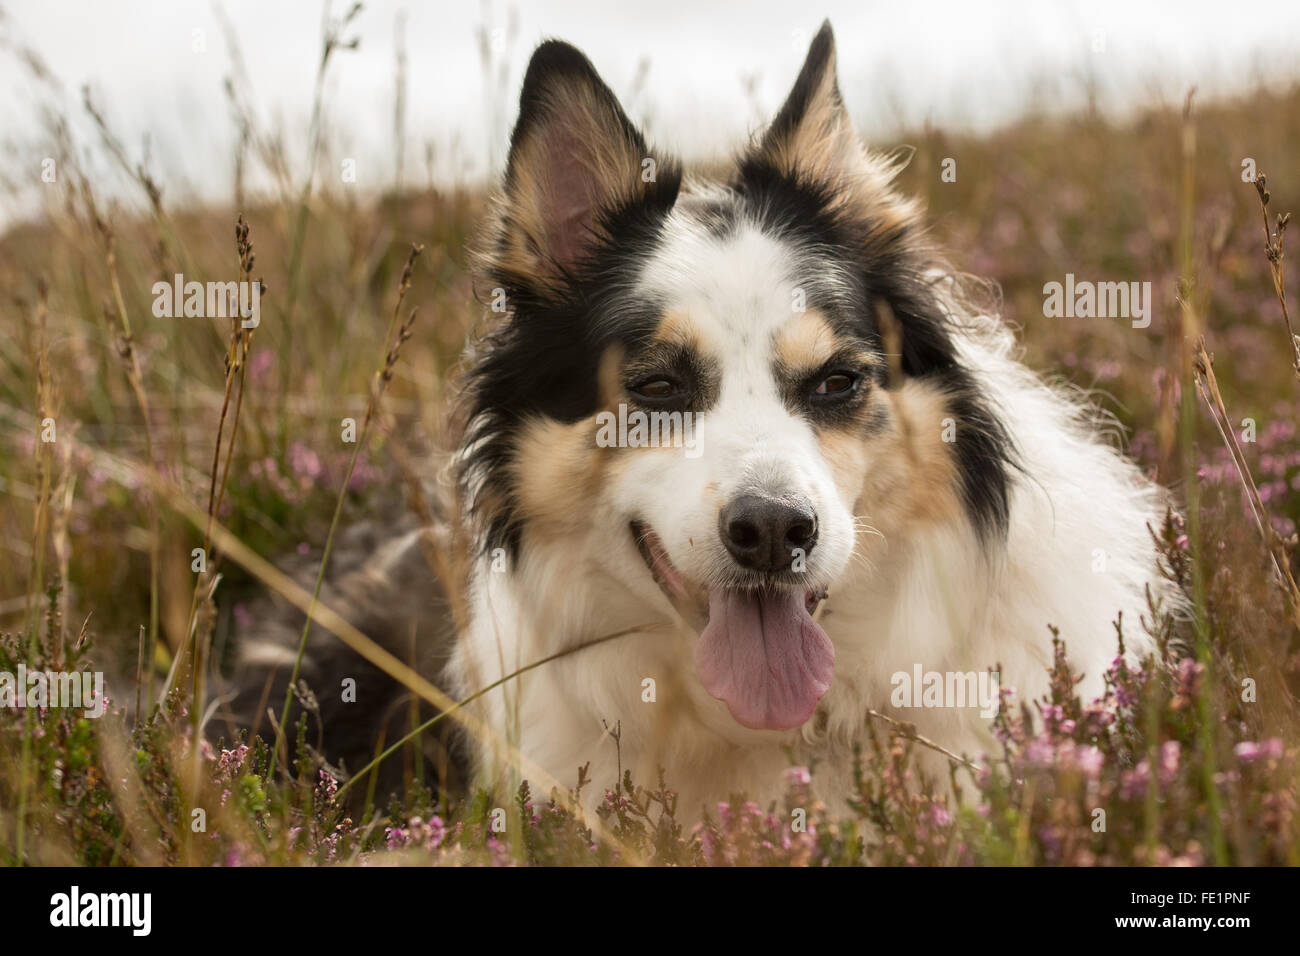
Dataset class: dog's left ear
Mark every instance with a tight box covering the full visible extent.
[754,22,867,187]
[490,40,677,297]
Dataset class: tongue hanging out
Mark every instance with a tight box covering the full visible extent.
[694,588,835,731]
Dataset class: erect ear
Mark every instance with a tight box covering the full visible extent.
[755,22,867,187]
[494,40,672,293]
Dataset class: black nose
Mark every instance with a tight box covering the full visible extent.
[719,494,818,573]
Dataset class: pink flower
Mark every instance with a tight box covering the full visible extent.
[1075,745,1105,777]
[1158,741,1181,784]
[287,441,323,483]
[248,350,274,384]
[1234,738,1284,763]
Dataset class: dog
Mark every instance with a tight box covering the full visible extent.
[223,22,1180,821]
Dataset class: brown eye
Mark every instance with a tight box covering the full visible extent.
[814,373,858,396]
[631,378,679,401]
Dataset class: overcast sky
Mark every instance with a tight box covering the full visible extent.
[2,0,1298,220]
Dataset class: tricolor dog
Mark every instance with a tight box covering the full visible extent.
[227,22,1180,819]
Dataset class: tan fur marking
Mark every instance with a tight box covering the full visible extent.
[510,416,609,540]
[816,426,870,512]
[819,380,964,542]
[767,55,851,186]
[506,345,630,540]
[774,309,838,371]
[597,342,627,408]
[888,381,964,525]
[757,37,921,242]
[653,308,722,359]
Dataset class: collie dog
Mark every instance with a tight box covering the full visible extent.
[228,22,1179,819]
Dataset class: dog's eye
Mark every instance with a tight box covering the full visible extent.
[630,378,680,401]
[812,372,859,398]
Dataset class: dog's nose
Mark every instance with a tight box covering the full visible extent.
[719,494,818,572]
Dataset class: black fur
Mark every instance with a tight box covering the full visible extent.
[212,509,466,808]
[763,21,840,154]
[460,40,682,560]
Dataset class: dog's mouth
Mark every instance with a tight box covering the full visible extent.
[631,520,834,732]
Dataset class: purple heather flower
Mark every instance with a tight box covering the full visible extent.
[287,441,324,482]
[1158,741,1181,784]
[1235,738,1284,763]
[1075,745,1105,777]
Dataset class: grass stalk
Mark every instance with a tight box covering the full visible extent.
[267,243,423,779]
[1175,90,1227,864]
[15,284,53,865]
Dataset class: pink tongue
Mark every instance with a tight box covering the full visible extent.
[694,589,835,731]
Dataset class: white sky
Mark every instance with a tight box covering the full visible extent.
[1,0,1298,220]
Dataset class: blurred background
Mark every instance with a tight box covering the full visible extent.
[3,0,1300,223]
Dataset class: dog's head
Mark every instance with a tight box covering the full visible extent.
[461,22,1014,733]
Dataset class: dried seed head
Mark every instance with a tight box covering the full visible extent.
[382,308,419,380]
[235,215,258,275]
[1254,176,1267,203]
[397,242,424,296]
[104,301,133,360]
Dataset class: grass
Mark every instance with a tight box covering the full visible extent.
[0,16,1298,864]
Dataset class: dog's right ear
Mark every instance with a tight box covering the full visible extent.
[752,22,866,190]
[491,41,673,297]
